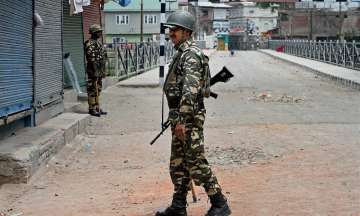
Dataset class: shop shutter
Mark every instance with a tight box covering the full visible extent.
[34,0,63,108]
[63,0,86,88]
[0,1,33,118]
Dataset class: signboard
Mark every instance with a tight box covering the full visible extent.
[213,21,230,32]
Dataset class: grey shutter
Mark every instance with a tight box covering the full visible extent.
[63,0,86,88]
[0,1,33,118]
[34,0,63,108]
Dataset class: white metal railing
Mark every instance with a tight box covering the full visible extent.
[106,41,175,78]
[268,40,360,71]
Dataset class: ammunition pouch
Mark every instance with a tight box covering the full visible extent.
[167,97,181,109]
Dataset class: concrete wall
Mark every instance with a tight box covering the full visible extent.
[279,10,360,40]
[214,8,227,19]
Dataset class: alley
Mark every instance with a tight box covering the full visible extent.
[1,51,360,216]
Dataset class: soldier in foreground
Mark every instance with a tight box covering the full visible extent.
[84,24,107,117]
[156,11,231,216]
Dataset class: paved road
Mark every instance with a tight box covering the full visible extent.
[1,51,360,216]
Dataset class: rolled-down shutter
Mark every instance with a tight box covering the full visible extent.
[34,0,63,108]
[63,0,86,88]
[0,1,33,118]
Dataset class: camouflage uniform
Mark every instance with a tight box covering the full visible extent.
[84,38,107,112]
[163,38,222,197]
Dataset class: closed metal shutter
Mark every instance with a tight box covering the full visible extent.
[34,0,63,108]
[63,0,86,88]
[83,0,101,42]
[0,1,33,118]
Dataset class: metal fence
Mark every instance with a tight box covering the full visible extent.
[106,41,175,79]
[268,40,360,71]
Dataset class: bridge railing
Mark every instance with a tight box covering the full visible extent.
[268,40,360,71]
[105,41,175,79]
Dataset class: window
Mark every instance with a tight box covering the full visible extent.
[116,15,129,25]
[145,15,157,24]
[202,10,208,16]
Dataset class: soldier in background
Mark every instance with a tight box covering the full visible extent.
[156,11,231,216]
[84,24,107,117]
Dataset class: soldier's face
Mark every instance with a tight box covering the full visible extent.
[169,26,187,46]
[95,31,102,39]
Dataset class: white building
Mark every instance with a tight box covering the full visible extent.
[295,0,360,11]
[189,1,232,36]
[228,1,278,34]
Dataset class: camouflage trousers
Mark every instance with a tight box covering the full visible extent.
[87,78,102,112]
[170,110,222,196]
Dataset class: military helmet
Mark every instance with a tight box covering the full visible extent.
[89,24,103,34]
[164,11,195,32]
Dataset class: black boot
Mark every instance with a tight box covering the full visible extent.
[98,109,107,115]
[88,110,101,117]
[155,194,187,216]
[205,192,231,216]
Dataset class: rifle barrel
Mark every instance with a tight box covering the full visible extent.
[150,121,171,145]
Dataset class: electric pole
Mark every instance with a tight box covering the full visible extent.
[140,0,144,42]
[339,1,344,41]
[308,1,313,40]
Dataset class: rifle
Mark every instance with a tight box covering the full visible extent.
[209,66,234,99]
[150,120,171,145]
[150,66,234,145]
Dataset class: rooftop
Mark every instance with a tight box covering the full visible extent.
[104,0,179,12]
[189,2,232,8]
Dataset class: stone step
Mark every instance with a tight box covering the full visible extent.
[0,113,90,184]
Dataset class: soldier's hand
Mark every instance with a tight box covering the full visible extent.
[175,123,186,141]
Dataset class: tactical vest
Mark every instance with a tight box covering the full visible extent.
[164,45,211,109]
[181,45,211,98]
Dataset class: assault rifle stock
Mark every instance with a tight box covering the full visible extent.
[150,66,234,145]
[209,66,234,99]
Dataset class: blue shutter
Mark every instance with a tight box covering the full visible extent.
[0,1,34,118]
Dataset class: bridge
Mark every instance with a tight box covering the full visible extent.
[1,47,360,215]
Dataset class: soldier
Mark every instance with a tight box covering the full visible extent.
[156,11,231,216]
[84,24,107,117]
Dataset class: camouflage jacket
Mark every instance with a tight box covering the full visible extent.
[163,39,206,125]
[84,39,107,78]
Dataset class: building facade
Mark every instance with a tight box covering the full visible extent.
[104,0,178,43]
[276,0,360,40]
[228,1,279,35]
[189,1,232,37]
